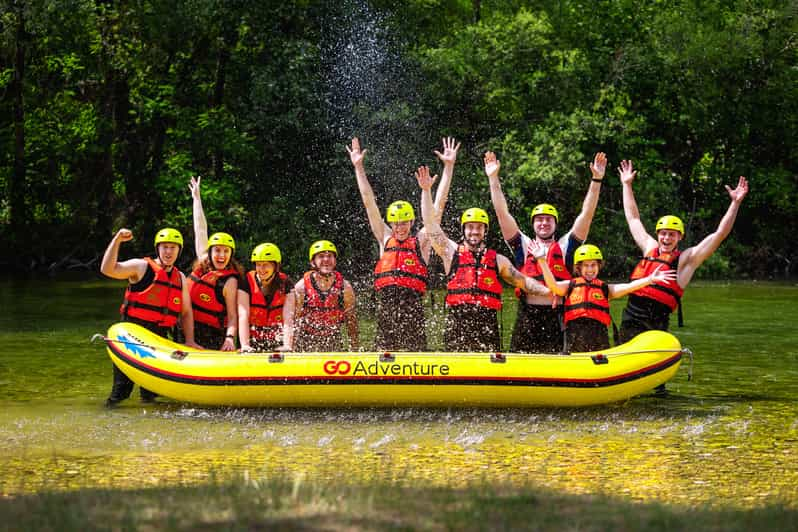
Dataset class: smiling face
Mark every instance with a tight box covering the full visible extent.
[311,251,337,274]
[463,222,487,249]
[210,245,232,270]
[657,229,682,253]
[533,214,557,240]
[577,259,601,281]
[156,243,181,268]
[390,220,413,241]
[255,261,277,282]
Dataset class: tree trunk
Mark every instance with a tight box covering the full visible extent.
[10,5,27,247]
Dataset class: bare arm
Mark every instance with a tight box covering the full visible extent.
[496,254,550,296]
[431,137,461,224]
[278,291,296,351]
[619,160,657,252]
[417,165,457,273]
[343,281,359,351]
[678,176,749,286]
[527,240,570,296]
[179,273,200,349]
[484,151,521,241]
[100,229,147,282]
[237,289,251,351]
[608,266,677,299]
[189,176,209,257]
[219,277,238,351]
[570,152,606,241]
[347,138,390,245]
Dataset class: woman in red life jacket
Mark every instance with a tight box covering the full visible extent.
[417,166,548,352]
[286,240,359,353]
[238,242,295,352]
[529,242,675,353]
[347,136,459,351]
[100,227,200,407]
[189,176,244,351]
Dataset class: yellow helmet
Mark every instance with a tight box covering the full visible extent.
[309,240,338,262]
[251,243,281,263]
[573,244,603,265]
[154,227,184,248]
[386,200,415,223]
[530,203,559,223]
[655,215,685,235]
[461,208,490,227]
[207,232,236,251]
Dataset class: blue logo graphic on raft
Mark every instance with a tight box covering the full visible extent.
[117,334,155,359]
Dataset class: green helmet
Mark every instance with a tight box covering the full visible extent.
[251,242,281,264]
[573,244,603,265]
[530,203,559,223]
[386,200,415,223]
[461,208,490,227]
[309,240,338,262]
[154,227,184,248]
[655,215,685,235]
[207,232,236,251]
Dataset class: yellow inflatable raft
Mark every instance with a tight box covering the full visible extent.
[101,322,688,407]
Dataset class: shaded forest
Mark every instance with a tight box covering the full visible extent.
[1,0,796,283]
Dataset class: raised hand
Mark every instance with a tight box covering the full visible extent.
[415,165,438,190]
[434,137,461,166]
[346,137,367,167]
[116,228,133,243]
[527,239,549,260]
[618,160,637,185]
[590,152,607,181]
[726,176,749,204]
[650,266,677,284]
[189,176,202,200]
[484,151,501,179]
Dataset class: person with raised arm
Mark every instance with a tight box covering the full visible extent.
[100,227,200,407]
[237,243,295,353]
[529,241,676,353]
[484,150,607,353]
[418,166,548,352]
[617,160,749,342]
[284,240,358,352]
[347,136,460,351]
[187,176,244,351]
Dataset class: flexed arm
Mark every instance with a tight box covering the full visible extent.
[618,160,657,252]
[189,176,209,257]
[347,137,390,244]
[484,152,521,241]
[100,229,147,282]
[570,152,606,242]
[431,137,461,224]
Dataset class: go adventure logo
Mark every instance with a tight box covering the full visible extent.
[323,359,450,377]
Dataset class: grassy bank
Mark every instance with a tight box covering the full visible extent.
[2,476,796,531]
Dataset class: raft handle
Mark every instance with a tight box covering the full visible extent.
[591,354,609,365]
[380,352,395,363]
[269,353,284,363]
[491,353,506,363]
[171,350,188,360]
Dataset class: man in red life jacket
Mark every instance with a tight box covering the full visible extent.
[286,240,359,352]
[483,150,607,353]
[100,227,200,407]
[237,243,295,352]
[347,137,460,351]
[417,166,548,352]
[618,160,750,342]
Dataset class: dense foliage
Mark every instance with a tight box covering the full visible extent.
[1,0,796,279]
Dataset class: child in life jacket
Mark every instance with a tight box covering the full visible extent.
[529,242,676,352]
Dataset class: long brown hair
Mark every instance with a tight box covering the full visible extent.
[192,254,245,280]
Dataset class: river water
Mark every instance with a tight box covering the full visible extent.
[0,278,796,508]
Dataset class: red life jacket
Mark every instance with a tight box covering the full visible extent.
[445,246,503,310]
[629,248,683,311]
[374,235,428,294]
[298,270,345,337]
[120,257,183,328]
[247,271,288,343]
[517,240,571,297]
[188,267,239,329]
[564,277,611,326]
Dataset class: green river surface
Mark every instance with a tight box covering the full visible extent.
[1,278,796,509]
